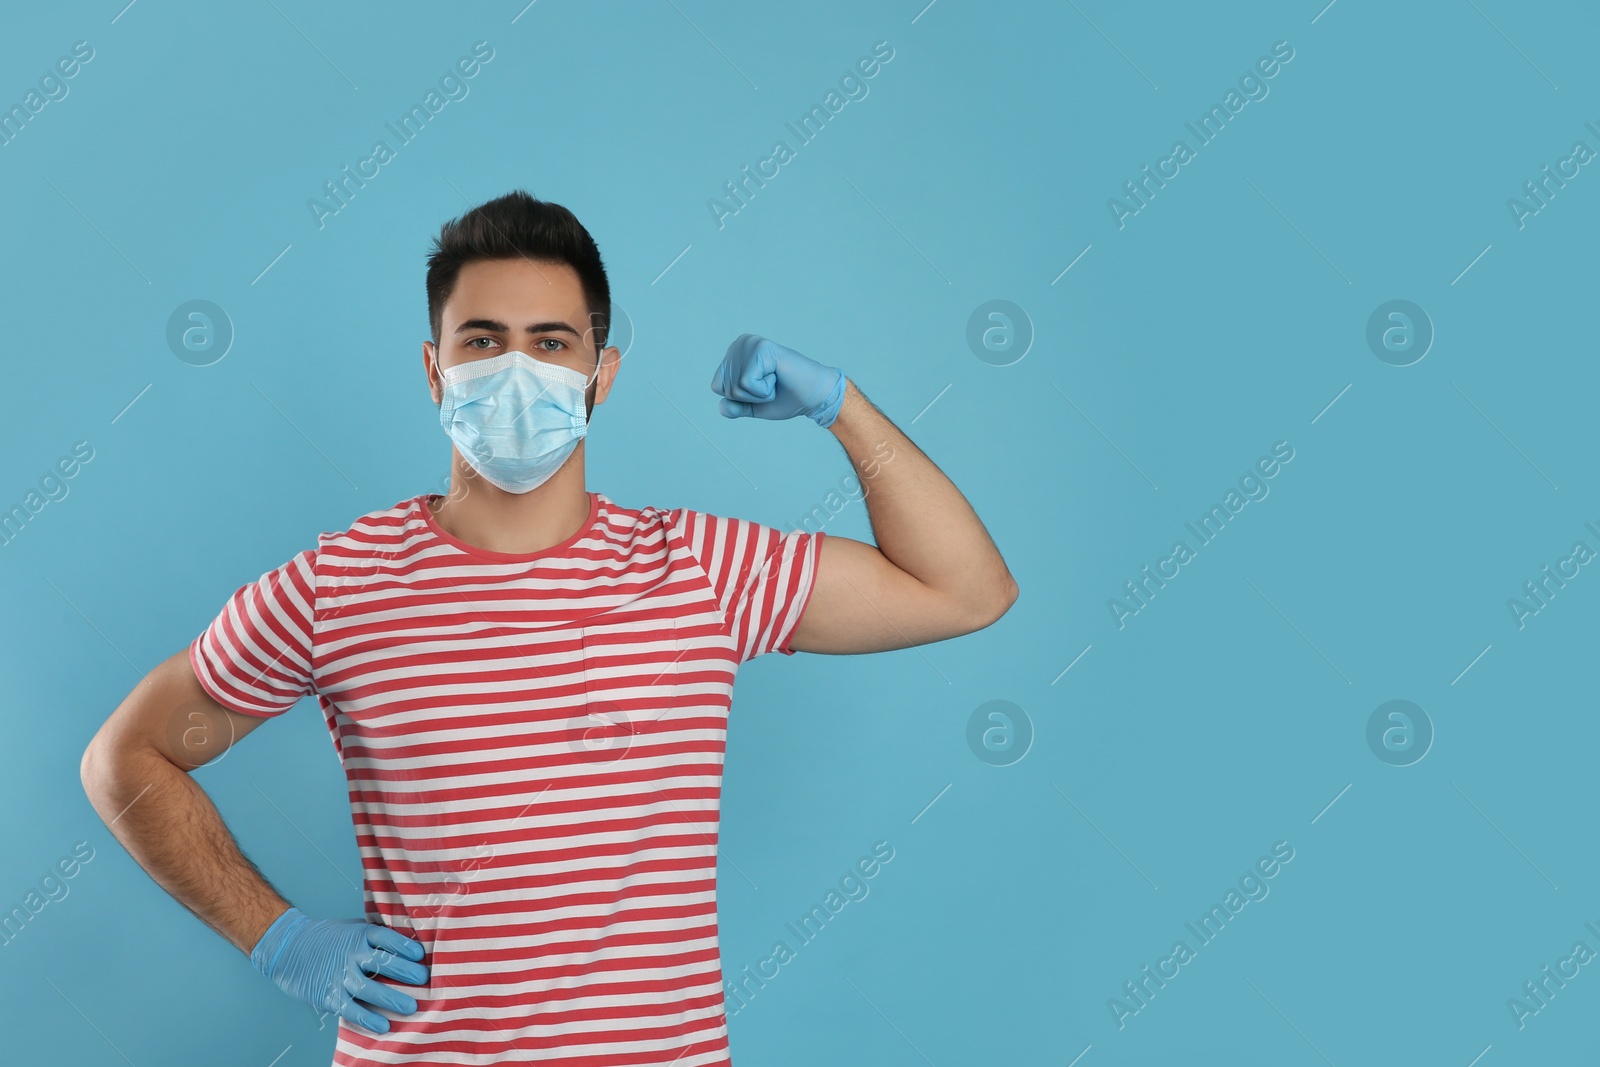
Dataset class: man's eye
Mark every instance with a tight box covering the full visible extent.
[538,338,565,352]
[466,337,495,350]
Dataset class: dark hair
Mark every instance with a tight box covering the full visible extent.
[425,190,611,352]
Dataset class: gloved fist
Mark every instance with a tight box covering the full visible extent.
[710,334,846,428]
[250,907,429,1034]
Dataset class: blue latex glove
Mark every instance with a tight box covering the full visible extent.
[709,334,846,428]
[250,906,429,1034]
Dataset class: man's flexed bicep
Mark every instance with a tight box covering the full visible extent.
[788,534,1010,655]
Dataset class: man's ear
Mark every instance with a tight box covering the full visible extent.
[423,341,441,405]
[593,345,621,406]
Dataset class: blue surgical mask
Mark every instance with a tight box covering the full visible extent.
[435,349,594,494]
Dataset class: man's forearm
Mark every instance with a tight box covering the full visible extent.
[82,746,291,956]
[827,378,1017,611]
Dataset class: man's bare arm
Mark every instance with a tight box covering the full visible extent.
[789,379,1018,654]
[80,648,292,956]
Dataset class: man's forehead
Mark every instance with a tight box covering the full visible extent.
[446,303,589,329]
[446,282,588,328]
[458,256,573,287]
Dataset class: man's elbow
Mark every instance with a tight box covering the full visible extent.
[80,731,143,800]
[80,733,113,799]
[959,574,1019,632]
[992,574,1020,619]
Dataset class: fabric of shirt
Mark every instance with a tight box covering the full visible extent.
[189,491,824,1067]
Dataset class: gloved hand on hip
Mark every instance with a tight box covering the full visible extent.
[250,906,429,1034]
[710,333,846,428]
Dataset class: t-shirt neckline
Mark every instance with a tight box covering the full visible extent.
[417,490,605,562]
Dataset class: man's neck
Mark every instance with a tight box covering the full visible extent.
[429,458,591,555]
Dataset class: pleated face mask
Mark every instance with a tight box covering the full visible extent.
[435,350,593,494]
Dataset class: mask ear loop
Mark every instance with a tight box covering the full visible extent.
[575,345,604,427]
[575,348,603,391]
[579,319,612,391]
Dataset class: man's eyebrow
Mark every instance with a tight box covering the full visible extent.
[453,318,581,337]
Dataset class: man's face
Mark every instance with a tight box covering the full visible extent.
[425,257,619,419]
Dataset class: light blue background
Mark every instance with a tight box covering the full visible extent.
[2,1,1595,1064]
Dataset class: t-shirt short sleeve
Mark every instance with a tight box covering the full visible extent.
[667,508,825,662]
[189,547,318,718]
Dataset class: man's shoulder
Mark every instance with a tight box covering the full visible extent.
[591,493,683,548]
[593,495,746,562]
[312,493,429,556]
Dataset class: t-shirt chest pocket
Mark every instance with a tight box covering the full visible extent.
[574,600,728,765]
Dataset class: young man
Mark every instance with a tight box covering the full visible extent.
[80,191,1017,1066]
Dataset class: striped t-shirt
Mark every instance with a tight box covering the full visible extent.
[189,491,824,1067]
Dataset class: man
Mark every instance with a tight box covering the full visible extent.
[80,190,1017,1066]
